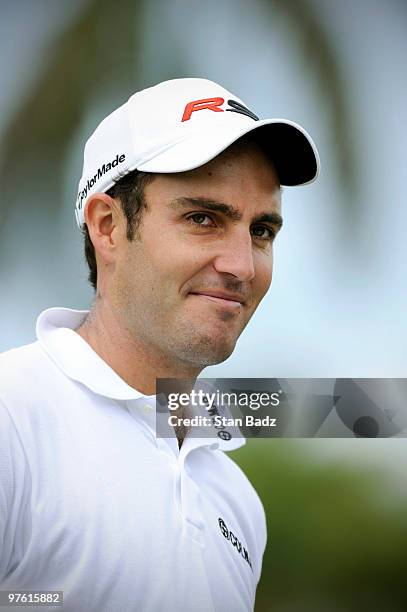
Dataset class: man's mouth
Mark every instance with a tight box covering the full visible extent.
[188,291,245,308]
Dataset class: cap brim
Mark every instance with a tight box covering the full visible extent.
[137,118,320,186]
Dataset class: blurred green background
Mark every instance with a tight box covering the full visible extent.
[0,0,406,610]
[233,439,407,611]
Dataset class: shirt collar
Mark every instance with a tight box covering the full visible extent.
[36,307,245,452]
[36,307,145,400]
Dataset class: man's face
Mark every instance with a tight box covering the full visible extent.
[110,142,282,370]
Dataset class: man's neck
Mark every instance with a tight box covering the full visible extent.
[75,299,201,397]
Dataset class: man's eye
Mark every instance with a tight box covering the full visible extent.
[251,225,275,240]
[186,213,214,227]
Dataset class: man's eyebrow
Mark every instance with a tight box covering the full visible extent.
[170,197,242,220]
[169,197,283,227]
[252,211,283,229]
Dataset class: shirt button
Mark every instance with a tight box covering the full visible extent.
[142,404,153,414]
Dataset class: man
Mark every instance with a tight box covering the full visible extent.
[0,78,319,611]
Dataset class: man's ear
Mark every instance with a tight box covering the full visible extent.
[84,193,124,263]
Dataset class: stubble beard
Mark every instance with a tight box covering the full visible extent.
[167,321,240,369]
[118,283,245,370]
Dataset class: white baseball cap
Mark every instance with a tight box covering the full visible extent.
[75,77,320,228]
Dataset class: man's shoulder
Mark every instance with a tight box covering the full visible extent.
[0,341,47,382]
[0,340,60,407]
[0,340,42,363]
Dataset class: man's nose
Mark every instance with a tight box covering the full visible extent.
[212,231,255,281]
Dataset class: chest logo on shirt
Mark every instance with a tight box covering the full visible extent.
[218,517,253,572]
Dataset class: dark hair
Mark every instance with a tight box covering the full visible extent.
[82,170,155,290]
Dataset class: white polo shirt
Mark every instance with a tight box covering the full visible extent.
[0,308,267,612]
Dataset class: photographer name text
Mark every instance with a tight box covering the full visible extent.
[168,415,277,428]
